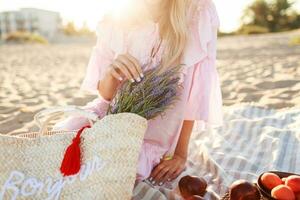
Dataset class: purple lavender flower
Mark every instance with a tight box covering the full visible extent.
[106,64,183,120]
[151,75,163,85]
[144,110,157,119]
[149,87,165,97]
[109,104,119,114]
[164,88,177,99]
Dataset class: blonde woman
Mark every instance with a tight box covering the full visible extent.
[54,0,223,188]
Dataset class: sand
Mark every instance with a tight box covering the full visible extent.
[218,30,300,108]
[0,30,300,135]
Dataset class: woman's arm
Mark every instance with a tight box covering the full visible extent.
[174,120,195,159]
[149,120,195,185]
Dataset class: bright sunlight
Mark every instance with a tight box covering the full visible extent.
[0,0,272,32]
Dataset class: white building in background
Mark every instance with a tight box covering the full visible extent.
[0,8,61,40]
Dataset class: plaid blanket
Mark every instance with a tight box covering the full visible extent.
[132,103,300,200]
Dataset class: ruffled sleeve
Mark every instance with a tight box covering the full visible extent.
[183,0,223,128]
[80,17,122,95]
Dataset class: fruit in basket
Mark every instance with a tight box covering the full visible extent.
[271,185,295,200]
[178,175,207,198]
[285,175,300,193]
[282,177,287,184]
[185,195,204,200]
[229,180,260,200]
[295,192,300,200]
[261,172,282,190]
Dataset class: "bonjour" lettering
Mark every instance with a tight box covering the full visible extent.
[0,156,106,200]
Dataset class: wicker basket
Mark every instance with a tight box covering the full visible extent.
[257,171,300,200]
[221,191,268,200]
[220,183,268,200]
[0,106,148,200]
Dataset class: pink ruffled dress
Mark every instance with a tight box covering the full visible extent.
[53,0,223,181]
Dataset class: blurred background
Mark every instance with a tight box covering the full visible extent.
[0,0,299,134]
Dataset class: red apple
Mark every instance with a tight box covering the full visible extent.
[185,195,204,200]
[178,175,207,199]
[229,180,260,200]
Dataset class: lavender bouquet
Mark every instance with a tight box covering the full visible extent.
[106,64,184,120]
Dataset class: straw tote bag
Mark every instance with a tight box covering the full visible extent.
[0,106,148,200]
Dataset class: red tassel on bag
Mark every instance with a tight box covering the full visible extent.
[60,125,91,176]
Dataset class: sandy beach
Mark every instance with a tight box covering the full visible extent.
[0,30,300,135]
[218,30,300,108]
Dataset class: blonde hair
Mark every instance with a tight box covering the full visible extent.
[158,0,190,73]
[109,0,191,73]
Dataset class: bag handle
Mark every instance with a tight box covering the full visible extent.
[34,106,99,135]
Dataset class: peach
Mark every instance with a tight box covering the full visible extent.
[286,175,300,193]
[295,193,300,200]
[261,173,282,190]
[271,185,295,200]
[282,177,287,184]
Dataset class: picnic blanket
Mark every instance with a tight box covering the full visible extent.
[132,103,300,200]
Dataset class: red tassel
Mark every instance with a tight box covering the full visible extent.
[60,125,91,176]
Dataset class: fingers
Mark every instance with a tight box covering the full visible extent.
[125,53,144,76]
[149,164,167,185]
[161,168,177,184]
[148,157,187,186]
[155,166,170,186]
[108,66,123,82]
[115,54,143,82]
[150,163,180,186]
[106,53,143,83]
[112,60,134,82]
[149,164,162,184]
[118,54,143,81]
[169,168,184,181]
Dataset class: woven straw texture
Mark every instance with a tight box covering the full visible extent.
[0,112,147,200]
[220,191,267,200]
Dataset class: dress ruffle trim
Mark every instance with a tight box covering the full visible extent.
[179,0,220,84]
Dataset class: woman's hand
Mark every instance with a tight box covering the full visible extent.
[107,53,144,83]
[98,53,144,101]
[148,154,187,186]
